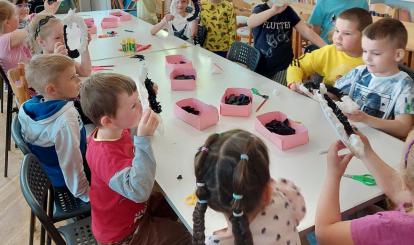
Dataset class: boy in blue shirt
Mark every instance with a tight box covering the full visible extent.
[309,0,368,43]
[18,54,90,202]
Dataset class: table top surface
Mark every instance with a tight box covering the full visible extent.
[84,10,404,235]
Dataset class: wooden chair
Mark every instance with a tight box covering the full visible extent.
[7,63,30,107]
[370,3,397,18]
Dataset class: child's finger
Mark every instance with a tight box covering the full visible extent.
[140,109,152,125]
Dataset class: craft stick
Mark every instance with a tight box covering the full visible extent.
[255,98,268,112]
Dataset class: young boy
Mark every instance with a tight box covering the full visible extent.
[334,18,414,140]
[287,8,372,91]
[18,54,90,202]
[80,73,191,244]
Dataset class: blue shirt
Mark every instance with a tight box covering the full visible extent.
[308,0,368,43]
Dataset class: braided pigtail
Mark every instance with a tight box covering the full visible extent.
[230,140,255,245]
[192,134,219,245]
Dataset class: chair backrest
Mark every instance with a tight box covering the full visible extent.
[11,115,31,155]
[399,64,414,80]
[227,41,261,71]
[7,63,30,107]
[370,3,397,18]
[20,154,67,245]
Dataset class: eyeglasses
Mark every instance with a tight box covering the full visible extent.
[16,3,31,9]
[34,15,56,39]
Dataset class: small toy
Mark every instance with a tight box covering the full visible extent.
[343,174,376,186]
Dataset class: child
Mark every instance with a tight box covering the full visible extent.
[137,0,158,25]
[315,131,414,245]
[80,73,192,244]
[287,7,372,91]
[334,18,414,139]
[0,0,31,72]
[27,14,92,77]
[9,0,61,29]
[309,0,368,43]
[192,129,306,245]
[247,1,326,84]
[151,0,198,44]
[18,54,90,202]
[200,0,236,57]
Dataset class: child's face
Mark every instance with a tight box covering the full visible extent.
[5,7,19,32]
[15,1,29,22]
[52,65,81,99]
[362,36,402,76]
[38,22,64,53]
[110,91,143,129]
[332,18,362,54]
[176,0,189,12]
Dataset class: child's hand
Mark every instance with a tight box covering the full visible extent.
[327,140,353,179]
[44,0,62,14]
[345,110,367,123]
[271,3,288,15]
[87,32,92,44]
[54,42,68,55]
[163,14,174,23]
[351,131,374,160]
[137,109,159,136]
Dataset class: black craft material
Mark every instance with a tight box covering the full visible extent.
[225,93,251,105]
[145,77,162,113]
[323,94,354,136]
[181,106,200,115]
[63,25,80,59]
[174,74,196,80]
[186,0,200,22]
[265,119,296,135]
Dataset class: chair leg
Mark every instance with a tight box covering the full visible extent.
[4,89,13,177]
[40,226,45,245]
[29,211,35,245]
[0,77,3,113]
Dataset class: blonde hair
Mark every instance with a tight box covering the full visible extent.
[25,54,75,94]
[80,73,137,126]
[0,0,15,33]
[27,14,62,54]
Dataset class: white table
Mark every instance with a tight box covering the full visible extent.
[91,45,404,235]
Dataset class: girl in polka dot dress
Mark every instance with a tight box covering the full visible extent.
[192,129,306,245]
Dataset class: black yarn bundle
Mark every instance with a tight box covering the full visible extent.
[181,106,199,115]
[63,25,80,59]
[265,119,296,135]
[225,94,251,105]
[145,77,162,113]
[323,94,354,136]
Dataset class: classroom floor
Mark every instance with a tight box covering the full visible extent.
[0,93,42,245]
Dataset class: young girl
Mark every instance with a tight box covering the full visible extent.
[27,14,92,77]
[316,132,414,245]
[192,129,306,245]
[200,0,236,57]
[247,1,326,84]
[151,0,198,44]
[0,0,31,72]
[10,0,61,29]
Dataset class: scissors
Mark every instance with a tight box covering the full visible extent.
[343,174,376,186]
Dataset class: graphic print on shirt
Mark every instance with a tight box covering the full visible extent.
[260,21,291,58]
[352,78,391,118]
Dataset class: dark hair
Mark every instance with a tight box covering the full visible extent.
[192,129,271,245]
[338,7,373,32]
[363,18,408,49]
[80,73,137,126]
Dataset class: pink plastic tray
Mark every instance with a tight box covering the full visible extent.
[165,55,193,73]
[101,16,119,29]
[220,88,252,117]
[175,98,219,130]
[255,111,309,151]
[170,67,196,91]
[110,11,133,21]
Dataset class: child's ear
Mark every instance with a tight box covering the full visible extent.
[100,116,112,127]
[261,181,273,208]
[395,48,405,63]
[44,83,57,96]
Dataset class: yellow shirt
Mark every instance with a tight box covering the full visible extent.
[286,45,364,86]
[200,0,236,52]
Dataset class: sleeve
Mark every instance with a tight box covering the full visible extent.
[54,116,90,202]
[394,77,414,116]
[108,136,156,203]
[286,47,322,85]
[228,2,237,45]
[0,33,12,54]
[308,1,323,26]
[350,212,392,245]
[275,178,306,222]
[334,68,360,95]
[286,6,301,27]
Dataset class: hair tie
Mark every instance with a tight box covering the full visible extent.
[232,211,244,217]
[404,139,414,168]
[197,199,208,204]
[196,182,205,187]
[232,193,243,200]
[201,146,209,153]
[240,154,249,161]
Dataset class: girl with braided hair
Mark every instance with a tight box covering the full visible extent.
[192,129,306,245]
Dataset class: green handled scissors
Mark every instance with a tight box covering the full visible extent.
[343,174,377,186]
[251,88,269,99]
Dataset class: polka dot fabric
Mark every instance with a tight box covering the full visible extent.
[206,179,306,245]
